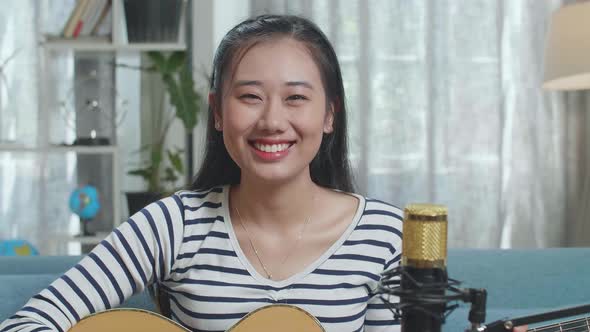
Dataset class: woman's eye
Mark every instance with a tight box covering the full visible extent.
[239,93,261,100]
[287,94,308,101]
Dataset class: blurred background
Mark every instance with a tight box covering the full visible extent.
[0,0,589,255]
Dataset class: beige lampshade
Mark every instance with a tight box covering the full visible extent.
[543,1,590,91]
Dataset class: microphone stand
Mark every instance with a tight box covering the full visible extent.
[378,265,590,332]
[378,266,490,331]
[479,303,590,332]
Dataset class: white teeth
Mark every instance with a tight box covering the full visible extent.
[253,143,291,153]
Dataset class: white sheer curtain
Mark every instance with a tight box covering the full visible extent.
[250,0,590,248]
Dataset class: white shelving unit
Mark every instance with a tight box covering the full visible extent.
[42,0,187,53]
[0,0,188,254]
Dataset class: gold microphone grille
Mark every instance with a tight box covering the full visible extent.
[402,203,448,269]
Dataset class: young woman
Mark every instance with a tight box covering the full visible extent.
[2,14,524,332]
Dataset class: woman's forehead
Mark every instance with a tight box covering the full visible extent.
[229,38,323,88]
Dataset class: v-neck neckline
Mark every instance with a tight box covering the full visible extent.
[221,185,366,288]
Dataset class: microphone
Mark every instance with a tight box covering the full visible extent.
[400,203,448,332]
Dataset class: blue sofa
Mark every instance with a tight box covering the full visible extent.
[1,248,589,331]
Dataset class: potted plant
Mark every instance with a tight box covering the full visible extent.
[125,51,203,216]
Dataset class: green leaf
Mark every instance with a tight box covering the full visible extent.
[147,52,167,72]
[167,51,186,72]
[163,167,178,183]
[127,168,152,181]
[164,64,201,131]
[151,149,162,166]
[138,143,154,152]
[167,149,184,173]
[179,65,201,129]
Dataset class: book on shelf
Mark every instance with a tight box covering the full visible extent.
[62,0,112,39]
[62,0,87,38]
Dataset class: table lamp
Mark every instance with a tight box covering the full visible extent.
[543,1,590,90]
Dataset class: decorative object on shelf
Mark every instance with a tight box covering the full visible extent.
[69,184,101,236]
[59,69,128,146]
[126,51,202,215]
[123,0,184,43]
[0,239,39,256]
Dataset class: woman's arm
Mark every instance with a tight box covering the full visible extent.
[0,195,185,332]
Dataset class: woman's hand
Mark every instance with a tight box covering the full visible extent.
[513,326,528,332]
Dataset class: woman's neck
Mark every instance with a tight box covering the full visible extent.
[230,176,318,232]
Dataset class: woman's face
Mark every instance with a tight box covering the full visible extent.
[215,37,334,185]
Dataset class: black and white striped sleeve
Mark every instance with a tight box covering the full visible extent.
[0,195,185,332]
[363,201,403,332]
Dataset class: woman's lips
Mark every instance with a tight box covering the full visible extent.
[249,140,294,161]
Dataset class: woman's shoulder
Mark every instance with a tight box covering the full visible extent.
[174,186,226,202]
[326,187,403,224]
[347,194,403,254]
[160,186,228,215]
[357,195,403,237]
[358,194,403,219]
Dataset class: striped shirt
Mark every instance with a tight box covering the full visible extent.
[0,186,403,332]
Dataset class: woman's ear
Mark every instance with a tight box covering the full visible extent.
[209,92,218,113]
[209,93,222,131]
[323,101,336,134]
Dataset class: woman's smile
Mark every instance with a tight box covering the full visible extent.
[249,139,296,161]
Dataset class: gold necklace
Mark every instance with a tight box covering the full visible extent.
[234,194,315,280]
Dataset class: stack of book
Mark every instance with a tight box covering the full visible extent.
[62,0,112,39]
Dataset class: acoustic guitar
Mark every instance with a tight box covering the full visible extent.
[68,304,325,332]
[65,304,590,332]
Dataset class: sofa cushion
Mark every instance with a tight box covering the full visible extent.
[0,256,82,274]
[448,248,590,310]
[0,274,155,321]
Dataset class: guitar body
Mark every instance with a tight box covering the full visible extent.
[228,305,325,332]
[69,305,325,332]
[69,309,187,332]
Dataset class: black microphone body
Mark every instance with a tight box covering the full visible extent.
[399,203,449,332]
[401,266,447,332]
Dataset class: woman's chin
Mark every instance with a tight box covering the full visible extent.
[241,166,310,186]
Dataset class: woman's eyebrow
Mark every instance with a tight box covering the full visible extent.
[286,81,314,90]
[234,80,262,87]
[233,80,314,90]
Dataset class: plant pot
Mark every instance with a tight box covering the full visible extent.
[123,0,183,43]
[125,191,162,217]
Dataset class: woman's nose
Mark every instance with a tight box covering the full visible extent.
[257,97,288,132]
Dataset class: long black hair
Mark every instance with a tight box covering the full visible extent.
[190,14,354,192]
